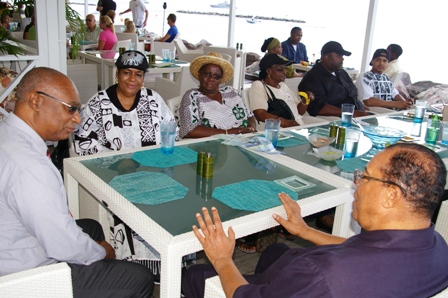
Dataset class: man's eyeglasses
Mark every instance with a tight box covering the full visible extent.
[86,19,93,22]
[353,169,407,195]
[200,71,222,81]
[36,91,81,114]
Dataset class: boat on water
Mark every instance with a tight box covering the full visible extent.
[246,17,260,24]
[210,1,230,8]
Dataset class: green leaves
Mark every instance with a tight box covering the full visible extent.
[0,27,24,56]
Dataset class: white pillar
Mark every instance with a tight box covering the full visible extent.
[35,0,67,74]
[227,0,236,48]
[360,0,378,74]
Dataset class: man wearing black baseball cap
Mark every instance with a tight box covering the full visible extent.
[299,41,368,117]
[356,48,413,110]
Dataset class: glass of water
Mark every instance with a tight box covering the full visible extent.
[341,104,355,127]
[413,100,428,123]
[264,119,281,148]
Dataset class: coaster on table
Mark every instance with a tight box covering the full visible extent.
[109,171,188,205]
[132,147,198,168]
[212,179,298,212]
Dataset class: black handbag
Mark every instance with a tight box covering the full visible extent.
[264,84,295,120]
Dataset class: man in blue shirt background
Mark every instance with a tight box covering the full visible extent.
[281,27,308,63]
[158,13,178,43]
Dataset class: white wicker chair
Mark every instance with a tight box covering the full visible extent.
[154,66,198,101]
[0,263,73,298]
[152,34,179,58]
[115,32,144,52]
[174,39,204,62]
[113,39,132,51]
[166,96,182,116]
[67,64,98,105]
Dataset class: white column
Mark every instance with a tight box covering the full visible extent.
[35,0,67,74]
[360,0,378,74]
[227,0,236,48]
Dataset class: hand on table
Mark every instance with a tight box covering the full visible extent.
[353,110,370,117]
[193,207,236,267]
[272,192,310,238]
[394,100,413,110]
[280,118,300,128]
[406,97,414,105]
[228,126,256,134]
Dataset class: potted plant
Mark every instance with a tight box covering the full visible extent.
[0,7,24,55]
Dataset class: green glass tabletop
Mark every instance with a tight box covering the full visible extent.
[80,140,337,236]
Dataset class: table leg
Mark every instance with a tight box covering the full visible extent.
[160,248,183,298]
[65,172,80,219]
[333,199,360,237]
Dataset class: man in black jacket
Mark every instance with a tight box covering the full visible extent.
[299,41,368,117]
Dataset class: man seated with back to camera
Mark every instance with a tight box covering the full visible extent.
[299,41,369,117]
[0,67,154,297]
[182,143,448,297]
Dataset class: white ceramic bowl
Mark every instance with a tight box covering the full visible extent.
[313,146,345,161]
[307,134,336,148]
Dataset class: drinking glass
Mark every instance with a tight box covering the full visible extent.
[264,119,281,148]
[413,100,428,123]
[425,117,441,145]
[344,128,361,158]
[341,104,355,127]
[160,121,177,154]
[170,51,176,62]
[442,121,448,145]
[162,49,170,62]
[129,41,135,51]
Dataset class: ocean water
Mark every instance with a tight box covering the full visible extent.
[70,0,447,84]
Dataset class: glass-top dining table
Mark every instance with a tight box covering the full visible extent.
[64,137,355,297]
[64,109,448,297]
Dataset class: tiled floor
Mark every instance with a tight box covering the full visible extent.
[151,218,319,297]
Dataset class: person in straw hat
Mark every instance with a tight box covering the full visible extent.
[178,52,257,138]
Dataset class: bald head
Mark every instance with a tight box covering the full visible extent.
[16,67,71,103]
[86,14,96,29]
[14,67,81,142]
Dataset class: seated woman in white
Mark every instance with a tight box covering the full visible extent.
[249,54,314,128]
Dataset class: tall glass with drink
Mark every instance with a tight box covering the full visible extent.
[413,100,428,123]
[264,119,281,148]
[160,121,177,154]
[341,104,355,127]
[344,128,361,158]
[425,115,441,145]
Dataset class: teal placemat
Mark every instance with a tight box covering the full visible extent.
[132,147,198,168]
[336,154,371,173]
[212,179,298,212]
[109,171,188,205]
[277,133,309,148]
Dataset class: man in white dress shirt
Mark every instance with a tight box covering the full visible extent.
[0,67,153,297]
